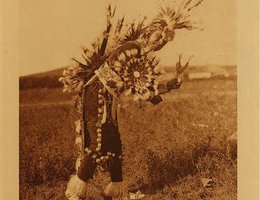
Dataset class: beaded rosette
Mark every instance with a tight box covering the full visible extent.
[59,1,204,169]
[108,50,160,101]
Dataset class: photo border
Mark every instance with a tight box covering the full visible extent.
[0,0,259,199]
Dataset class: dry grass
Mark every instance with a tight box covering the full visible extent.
[19,78,237,200]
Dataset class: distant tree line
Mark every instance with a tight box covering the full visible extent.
[19,75,63,90]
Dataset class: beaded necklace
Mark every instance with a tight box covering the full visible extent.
[77,82,119,170]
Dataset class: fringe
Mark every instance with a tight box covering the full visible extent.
[103,182,126,199]
[65,175,87,199]
[75,157,81,172]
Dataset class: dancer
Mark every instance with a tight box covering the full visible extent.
[60,1,203,199]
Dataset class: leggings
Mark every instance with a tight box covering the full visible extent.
[77,83,122,182]
[77,121,123,182]
[77,100,122,182]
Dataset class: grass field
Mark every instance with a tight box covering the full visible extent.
[20,78,237,200]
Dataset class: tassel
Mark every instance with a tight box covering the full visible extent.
[75,157,81,172]
[65,175,87,199]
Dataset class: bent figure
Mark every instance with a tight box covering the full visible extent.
[65,11,190,199]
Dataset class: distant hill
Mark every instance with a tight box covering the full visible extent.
[19,65,236,90]
[19,67,67,90]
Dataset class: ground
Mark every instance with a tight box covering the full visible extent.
[19,78,237,200]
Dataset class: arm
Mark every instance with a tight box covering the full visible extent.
[149,77,182,105]
[150,54,192,105]
[157,77,182,94]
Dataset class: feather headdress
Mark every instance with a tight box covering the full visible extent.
[60,0,204,93]
[153,0,204,30]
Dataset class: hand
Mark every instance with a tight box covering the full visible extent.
[150,95,163,105]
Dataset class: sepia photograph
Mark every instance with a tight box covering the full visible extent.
[0,0,256,199]
[18,0,238,199]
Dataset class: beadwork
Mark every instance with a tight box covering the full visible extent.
[59,0,204,172]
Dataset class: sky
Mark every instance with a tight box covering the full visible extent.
[19,0,236,76]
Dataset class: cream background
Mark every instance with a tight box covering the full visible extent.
[0,0,259,199]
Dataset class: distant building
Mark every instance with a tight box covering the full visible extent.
[224,72,230,77]
[188,72,211,80]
